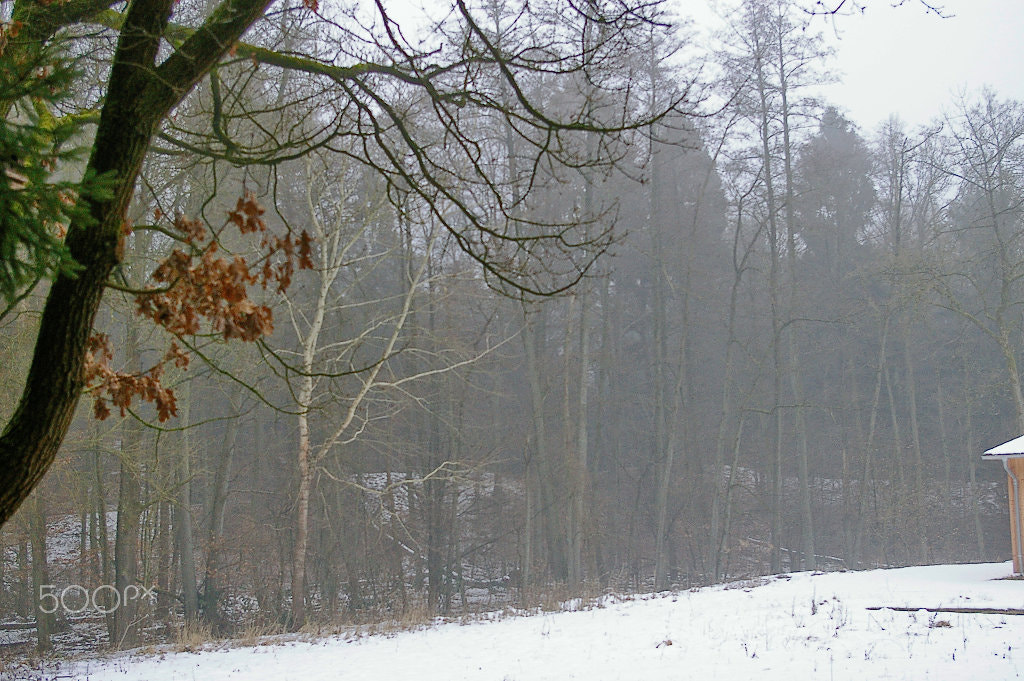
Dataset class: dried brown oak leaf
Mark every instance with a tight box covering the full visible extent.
[85,193,312,422]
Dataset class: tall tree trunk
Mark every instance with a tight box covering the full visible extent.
[775,21,815,572]
[712,195,757,583]
[175,383,200,623]
[291,407,312,629]
[426,430,445,612]
[78,505,88,586]
[649,132,674,592]
[201,404,239,628]
[962,352,986,558]
[790,348,816,571]
[883,363,905,565]
[522,444,534,597]
[753,52,785,573]
[568,291,591,590]
[155,500,173,622]
[522,306,567,581]
[718,417,746,581]
[425,274,448,612]
[901,325,928,562]
[112,321,143,648]
[852,319,887,568]
[646,96,692,590]
[112,453,142,647]
[93,447,112,596]
[30,494,54,654]
[17,533,30,617]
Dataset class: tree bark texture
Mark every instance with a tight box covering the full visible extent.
[0,0,273,529]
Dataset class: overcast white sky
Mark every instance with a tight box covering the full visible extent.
[680,0,1024,133]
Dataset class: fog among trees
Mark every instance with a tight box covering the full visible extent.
[0,0,1018,654]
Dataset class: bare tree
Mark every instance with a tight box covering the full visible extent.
[0,0,681,527]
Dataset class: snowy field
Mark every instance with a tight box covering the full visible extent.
[37,562,1024,680]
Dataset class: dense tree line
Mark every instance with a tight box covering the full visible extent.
[0,0,1015,654]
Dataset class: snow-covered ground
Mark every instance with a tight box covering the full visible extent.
[43,562,1024,680]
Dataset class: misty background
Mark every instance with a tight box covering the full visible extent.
[1,0,1021,653]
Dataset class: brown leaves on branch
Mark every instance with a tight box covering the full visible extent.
[228,192,265,234]
[138,235,273,342]
[85,192,314,422]
[225,193,315,292]
[84,335,187,422]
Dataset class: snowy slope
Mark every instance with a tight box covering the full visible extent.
[60,562,1024,681]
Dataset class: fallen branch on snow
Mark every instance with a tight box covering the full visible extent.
[867,606,1024,616]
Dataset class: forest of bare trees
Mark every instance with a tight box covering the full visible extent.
[0,0,1018,656]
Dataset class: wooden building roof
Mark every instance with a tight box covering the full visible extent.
[984,435,1024,458]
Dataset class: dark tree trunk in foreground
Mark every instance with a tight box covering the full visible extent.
[0,0,272,528]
